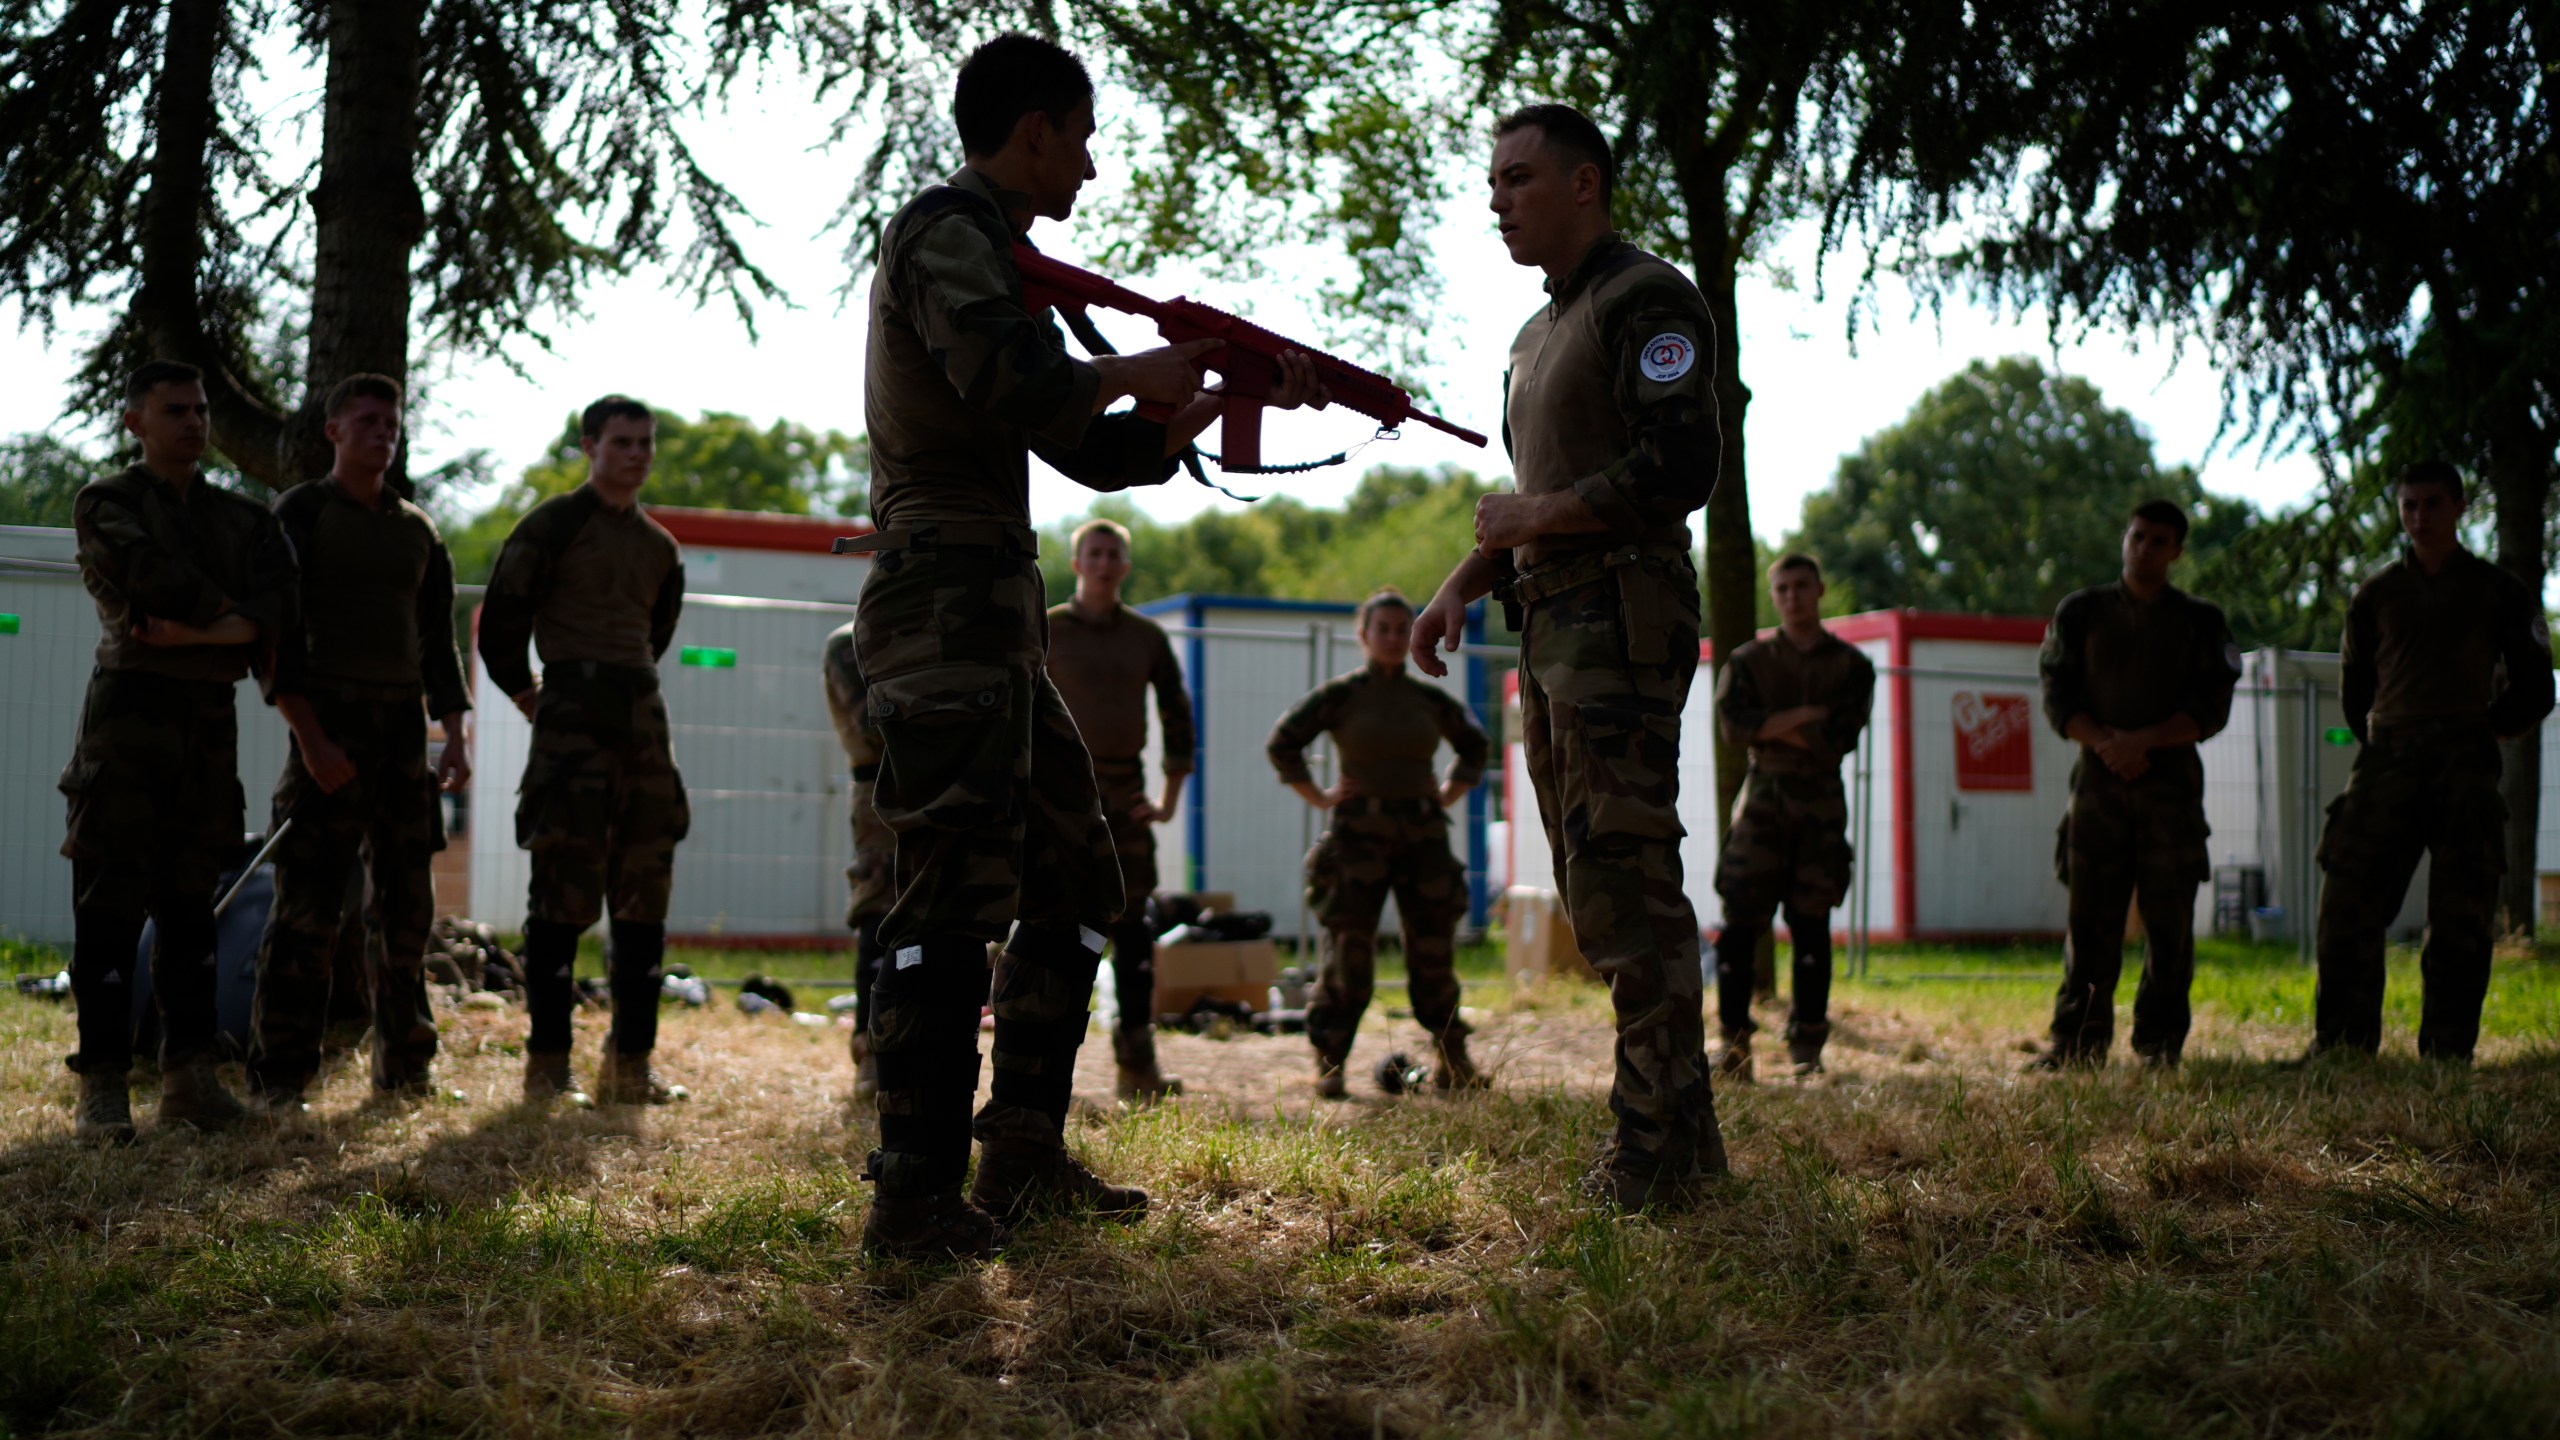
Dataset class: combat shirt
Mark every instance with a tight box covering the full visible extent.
[71,463,292,683]
[1045,600,1196,773]
[1715,630,1875,774]
[2341,546,2554,742]
[863,167,1175,530]
[1268,665,1490,802]
[2039,581,2240,795]
[477,485,684,697]
[1500,234,1720,571]
[267,477,469,717]
[820,621,895,920]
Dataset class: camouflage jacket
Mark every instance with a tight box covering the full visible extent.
[268,477,469,717]
[1715,629,1874,773]
[72,463,293,684]
[2342,545,2554,742]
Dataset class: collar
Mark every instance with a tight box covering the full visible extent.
[130,461,208,499]
[1062,597,1124,626]
[2399,541,2472,577]
[949,166,1035,236]
[1546,232,1634,310]
[321,475,399,513]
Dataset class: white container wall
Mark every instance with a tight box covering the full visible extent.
[1138,595,1493,941]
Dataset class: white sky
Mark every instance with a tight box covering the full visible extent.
[0,60,2326,542]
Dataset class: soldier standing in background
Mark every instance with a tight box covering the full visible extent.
[820,618,895,1102]
[848,32,1325,1258]
[61,360,294,1142]
[1711,555,1874,1081]
[479,394,690,1108]
[1268,589,1490,1098]
[247,374,472,1112]
[2030,499,2240,1070]
[1044,517,1196,1101]
[2304,462,2553,1065]
[1412,103,1726,1209]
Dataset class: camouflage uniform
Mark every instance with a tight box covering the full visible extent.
[2313,546,2553,1060]
[59,464,292,1076]
[478,485,688,1060]
[1711,630,1875,1063]
[854,166,1177,1201]
[822,621,896,1037]
[2039,582,2241,1064]
[1268,666,1488,1066]
[244,478,469,1097]
[1495,234,1724,1189]
[1045,600,1196,1067]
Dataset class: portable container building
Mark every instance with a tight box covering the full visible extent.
[1136,594,1494,941]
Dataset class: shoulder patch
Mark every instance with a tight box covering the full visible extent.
[1639,333,1697,383]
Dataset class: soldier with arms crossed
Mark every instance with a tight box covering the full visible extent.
[1412,103,1726,1209]
[2031,500,2239,1071]
[821,618,896,1101]
[61,360,294,1141]
[851,33,1325,1258]
[248,374,473,1112]
[1269,589,1490,1097]
[1711,554,1874,1081]
[1043,518,1197,1101]
[479,395,691,1108]
[2305,462,2553,1064]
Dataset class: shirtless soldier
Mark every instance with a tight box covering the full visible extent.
[2305,462,2553,1064]
[480,395,691,1108]
[1413,103,1726,1209]
[850,33,1324,1257]
[1712,555,1874,1081]
[2030,500,2240,1071]
[1043,518,1197,1101]
[62,360,294,1141]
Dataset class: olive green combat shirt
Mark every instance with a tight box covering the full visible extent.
[72,463,293,684]
[1268,666,1490,802]
[477,486,684,697]
[1501,234,1721,571]
[864,167,1176,529]
[1715,631,1876,775]
[1045,601,1196,774]
[266,477,470,719]
[2039,582,2241,796]
[2340,546,2554,742]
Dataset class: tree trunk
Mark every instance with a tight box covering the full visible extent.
[302,0,427,495]
[2488,408,2552,938]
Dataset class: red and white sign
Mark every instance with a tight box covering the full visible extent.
[1951,691,2034,792]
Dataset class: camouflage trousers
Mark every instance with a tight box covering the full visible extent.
[1303,799,1468,1062]
[59,670,244,1074]
[1713,764,1851,1048]
[2314,726,2505,1059]
[516,664,689,929]
[249,693,445,1095]
[2048,759,2209,1062]
[853,536,1122,1192]
[1097,760,1161,1041]
[1518,554,1717,1174]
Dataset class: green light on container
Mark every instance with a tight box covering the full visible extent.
[2323,726,2355,746]
[0,613,18,635]
[679,646,737,669]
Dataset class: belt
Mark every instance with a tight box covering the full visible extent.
[833,521,1040,559]
[2367,715,2493,746]
[548,659,659,690]
[302,677,426,705]
[1334,795,1442,819]
[1500,544,1688,609]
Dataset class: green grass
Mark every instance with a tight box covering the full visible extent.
[0,939,2556,1437]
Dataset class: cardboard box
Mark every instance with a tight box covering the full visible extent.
[1151,937,1279,1016]
[1506,886,1598,984]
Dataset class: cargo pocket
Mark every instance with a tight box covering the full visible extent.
[867,663,1020,834]
[56,757,109,861]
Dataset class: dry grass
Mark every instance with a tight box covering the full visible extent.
[2,940,2557,1439]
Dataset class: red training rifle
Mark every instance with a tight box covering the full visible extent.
[1011,244,1488,472]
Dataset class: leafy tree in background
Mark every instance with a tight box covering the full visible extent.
[0,434,96,529]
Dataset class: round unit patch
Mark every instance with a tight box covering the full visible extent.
[1639,333,1696,382]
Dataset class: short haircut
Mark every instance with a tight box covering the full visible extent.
[1071,517,1131,554]
[1493,103,1616,201]
[324,372,403,419]
[2396,459,2466,505]
[1770,552,1822,581]
[2128,498,2190,542]
[580,394,654,441]
[124,359,204,408]
[1356,587,1414,628]
[954,33,1094,157]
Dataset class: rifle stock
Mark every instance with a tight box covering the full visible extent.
[1011,245,1488,470]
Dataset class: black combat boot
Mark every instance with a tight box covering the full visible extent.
[523,1051,592,1107]
[75,1069,135,1146]
[861,1150,1005,1261]
[969,1105,1148,1227]
[1431,1028,1490,1091]
[157,1054,248,1132]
